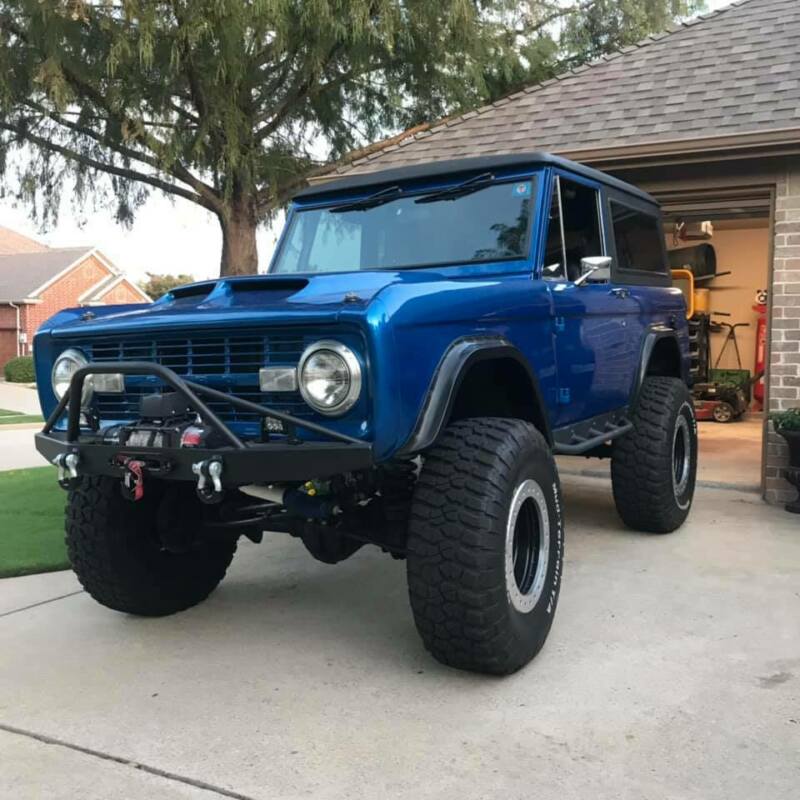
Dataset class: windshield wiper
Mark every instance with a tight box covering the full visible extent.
[415,172,495,204]
[329,184,404,213]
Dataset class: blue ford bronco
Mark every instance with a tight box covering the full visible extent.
[34,152,696,675]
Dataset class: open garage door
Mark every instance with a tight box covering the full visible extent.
[657,187,773,493]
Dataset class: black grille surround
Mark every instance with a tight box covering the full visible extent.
[71,329,317,427]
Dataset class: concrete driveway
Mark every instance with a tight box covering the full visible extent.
[0,380,43,471]
[0,379,41,415]
[1,475,798,800]
[0,428,45,470]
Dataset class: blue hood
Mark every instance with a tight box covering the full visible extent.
[42,271,408,337]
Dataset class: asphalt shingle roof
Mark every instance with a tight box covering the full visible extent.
[0,247,93,301]
[337,0,800,176]
[0,225,48,255]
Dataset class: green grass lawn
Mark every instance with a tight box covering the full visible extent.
[0,467,69,578]
[0,407,42,425]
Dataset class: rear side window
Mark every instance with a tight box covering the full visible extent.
[611,202,665,273]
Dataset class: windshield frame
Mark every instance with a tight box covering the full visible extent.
[269,169,542,275]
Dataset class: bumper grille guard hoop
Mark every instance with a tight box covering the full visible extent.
[41,361,364,448]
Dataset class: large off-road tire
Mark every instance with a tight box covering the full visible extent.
[66,477,237,616]
[611,376,697,533]
[407,418,564,675]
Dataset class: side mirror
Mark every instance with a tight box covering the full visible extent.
[575,256,612,286]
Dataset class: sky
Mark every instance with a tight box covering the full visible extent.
[0,0,735,287]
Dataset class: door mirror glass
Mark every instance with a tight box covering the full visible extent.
[575,256,612,285]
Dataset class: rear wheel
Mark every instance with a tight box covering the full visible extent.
[406,418,564,675]
[66,477,237,616]
[611,377,697,533]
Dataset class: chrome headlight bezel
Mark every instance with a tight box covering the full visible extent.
[297,340,362,417]
[51,348,93,405]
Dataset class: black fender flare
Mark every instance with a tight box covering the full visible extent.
[396,336,551,457]
[631,325,687,407]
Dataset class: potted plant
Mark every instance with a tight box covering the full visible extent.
[770,408,800,513]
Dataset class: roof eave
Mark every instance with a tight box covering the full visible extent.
[559,127,800,170]
[0,297,42,305]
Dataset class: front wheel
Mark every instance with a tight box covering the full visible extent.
[611,376,697,533]
[406,418,564,675]
[66,477,238,616]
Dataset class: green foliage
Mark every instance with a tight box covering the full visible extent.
[3,355,35,383]
[0,0,705,275]
[771,408,800,433]
[561,0,705,67]
[140,271,195,300]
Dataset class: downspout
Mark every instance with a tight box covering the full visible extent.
[8,302,21,357]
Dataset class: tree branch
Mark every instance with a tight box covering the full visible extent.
[255,42,348,143]
[0,120,216,212]
[3,9,221,210]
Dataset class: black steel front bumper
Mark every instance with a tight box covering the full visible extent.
[35,361,374,486]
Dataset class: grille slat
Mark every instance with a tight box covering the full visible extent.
[77,330,313,425]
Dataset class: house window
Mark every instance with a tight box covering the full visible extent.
[611,202,665,273]
[543,177,603,282]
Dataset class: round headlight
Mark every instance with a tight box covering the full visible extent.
[298,341,362,416]
[52,349,93,404]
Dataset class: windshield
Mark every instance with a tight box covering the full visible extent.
[271,177,537,274]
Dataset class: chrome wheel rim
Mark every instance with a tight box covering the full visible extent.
[713,403,733,423]
[505,479,550,614]
[672,414,691,499]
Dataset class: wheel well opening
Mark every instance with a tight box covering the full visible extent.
[448,358,549,439]
[646,337,681,378]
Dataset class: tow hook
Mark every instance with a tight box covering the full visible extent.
[120,458,147,502]
[53,452,80,489]
[192,457,224,504]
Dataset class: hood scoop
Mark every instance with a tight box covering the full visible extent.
[164,277,309,308]
[169,283,216,305]
[229,277,308,294]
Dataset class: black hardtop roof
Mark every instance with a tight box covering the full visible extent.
[295,152,658,205]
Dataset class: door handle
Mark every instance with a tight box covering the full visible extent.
[609,287,630,299]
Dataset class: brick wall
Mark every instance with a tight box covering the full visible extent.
[2,255,148,368]
[764,165,800,504]
[23,255,110,342]
[99,279,146,305]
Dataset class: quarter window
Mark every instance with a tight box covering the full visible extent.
[611,202,665,273]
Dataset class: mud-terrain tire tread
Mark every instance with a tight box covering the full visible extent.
[407,418,563,675]
[611,376,696,534]
[66,476,237,616]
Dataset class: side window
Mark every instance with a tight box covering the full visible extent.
[544,177,603,282]
[543,180,565,279]
[560,179,603,282]
[611,202,665,273]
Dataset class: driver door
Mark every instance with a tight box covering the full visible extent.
[544,174,639,427]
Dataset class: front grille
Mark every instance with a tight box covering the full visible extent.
[74,330,314,425]
[86,332,304,375]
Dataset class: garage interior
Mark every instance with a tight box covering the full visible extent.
[660,186,772,492]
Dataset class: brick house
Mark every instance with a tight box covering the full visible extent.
[318,0,800,503]
[0,225,149,367]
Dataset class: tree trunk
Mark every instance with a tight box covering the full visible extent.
[218,196,259,277]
